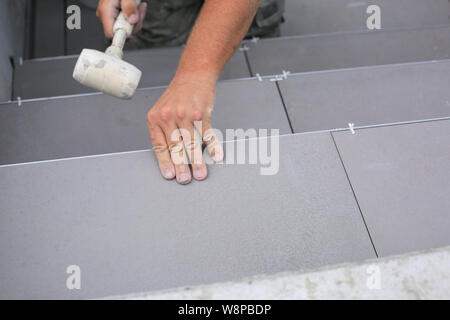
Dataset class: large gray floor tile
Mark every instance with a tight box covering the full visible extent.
[13,47,250,99]
[1,79,290,165]
[282,0,450,36]
[333,119,450,257]
[246,25,450,76]
[278,60,450,133]
[0,133,375,299]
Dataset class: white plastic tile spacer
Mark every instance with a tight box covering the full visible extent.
[239,45,249,52]
[282,70,291,79]
[255,73,263,82]
[19,57,23,66]
[348,123,355,134]
[17,97,22,107]
[270,75,283,82]
[251,36,260,43]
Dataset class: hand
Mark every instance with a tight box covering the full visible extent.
[147,73,224,185]
[96,0,147,39]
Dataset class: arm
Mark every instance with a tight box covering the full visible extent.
[147,0,261,184]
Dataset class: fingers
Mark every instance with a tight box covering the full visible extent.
[96,0,121,39]
[132,2,147,34]
[147,118,175,180]
[165,125,192,185]
[179,122,207,181]
[121,0,139,24]
[197,120,224,163]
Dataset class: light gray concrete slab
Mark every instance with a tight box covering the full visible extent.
[333,119,450,257]
[247,25,450,76]
[116,246,450,300]
[278,60,450,133]
[0,79,290,165]
[13,47,250,99]
[0,133,375,299]
[281,0,450,36]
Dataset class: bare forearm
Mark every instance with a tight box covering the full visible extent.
[175,0,261,81]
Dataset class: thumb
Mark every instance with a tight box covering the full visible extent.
[121,0,139,24]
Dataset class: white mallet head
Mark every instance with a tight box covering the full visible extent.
[73,48,142,99]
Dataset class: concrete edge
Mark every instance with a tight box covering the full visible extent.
[104,246,450,300]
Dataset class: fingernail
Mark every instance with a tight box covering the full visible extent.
[163,168,175,179]
[194,168,207,180]
[177,173,191,185]
[213,151,223,162]
[127,13,138,23]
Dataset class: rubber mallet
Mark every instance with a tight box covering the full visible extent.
[73,0,142,99]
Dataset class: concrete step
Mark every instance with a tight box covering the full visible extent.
[13,47,250,100]
[278,60,450,133]
[246,24,450,76]
[1,79,290,166]
[0,132,375,299]
[282,0,450,36]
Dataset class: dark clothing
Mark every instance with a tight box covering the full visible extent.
[129,0,284,49]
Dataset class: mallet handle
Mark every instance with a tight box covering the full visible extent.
[105,0,142,59]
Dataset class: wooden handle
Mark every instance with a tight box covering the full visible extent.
[106,0,142,58]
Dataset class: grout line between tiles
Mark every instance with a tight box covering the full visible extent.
[275,81,294,134]
[10,58,16,102]
[5,58,449,105]
[244,23,450,44]
[330,132,379,258]
[1,117,450,168]
[242,50,254,77]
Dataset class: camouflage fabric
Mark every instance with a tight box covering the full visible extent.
[129,0,284,49]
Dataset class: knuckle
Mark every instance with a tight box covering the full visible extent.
[184,140,200,152]
[153,143,168,154]
[175,107,186,120]
[192,108,203,121]
[169,141,184,154]
[159,108,172,122]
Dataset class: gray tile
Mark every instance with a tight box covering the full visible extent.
[0,133,375,299]
[247,25,450,76]
[281,0,450,36]
[13,47,250,99]
[33,0,65,58]
[278,60,450,133]
[333,119,450,257]
[0,79,290,165]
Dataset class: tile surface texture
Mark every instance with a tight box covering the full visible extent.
[0,79,290,165]
[33,0,65,58]
[246,25,450,76]
[13,47,250,99]
[0,133,375,299]
[278,60,450,133]
[333,120,450,256]
[281,0,450,36]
